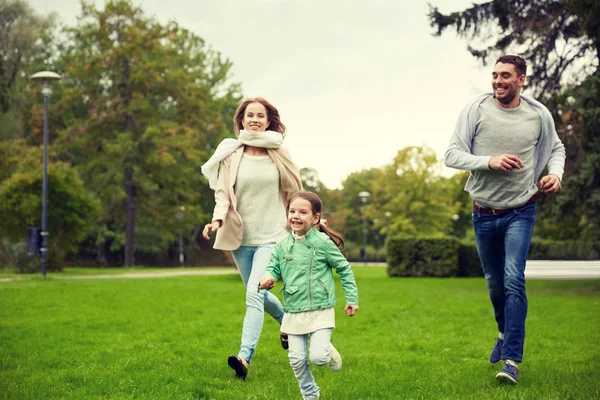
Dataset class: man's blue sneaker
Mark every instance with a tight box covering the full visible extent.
[489,338,503,364]
[496,361,519,384]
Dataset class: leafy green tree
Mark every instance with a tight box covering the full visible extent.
[371,146,457,237]
[0,161,100,270]
[550,72,600,243]
[338,167,383,245]
[49,0,240,266]
[300,167,332,208]
[0,0,56,138]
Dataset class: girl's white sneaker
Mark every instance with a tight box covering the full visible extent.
[328,344,342,372]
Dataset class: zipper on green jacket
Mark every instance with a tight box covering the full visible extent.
[318,279,329,297]
[308,246,317,308]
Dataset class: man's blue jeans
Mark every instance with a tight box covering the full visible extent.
[231,244,284,363]
[473,202,536,363]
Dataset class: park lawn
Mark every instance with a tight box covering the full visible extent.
[0,267,598,400]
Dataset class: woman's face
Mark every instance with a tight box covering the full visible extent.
[242,102,269,132]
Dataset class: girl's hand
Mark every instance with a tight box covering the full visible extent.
[344,304,359,317]
[259,277,276,290]
[202,220,221,240]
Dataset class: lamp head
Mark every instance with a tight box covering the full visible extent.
[31,71,62,81]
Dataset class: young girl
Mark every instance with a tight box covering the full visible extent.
[259,191,359,400]
[201,97,303,379]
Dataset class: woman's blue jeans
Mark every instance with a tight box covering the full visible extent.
[231,244,284,363]
[473,202,536,363]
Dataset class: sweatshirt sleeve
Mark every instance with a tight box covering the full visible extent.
[444,98,492,171]
[542,107,566,181]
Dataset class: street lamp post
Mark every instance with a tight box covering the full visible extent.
[175,206,185,266]
[358,191,370,264]
[451,213,460,237]
[31,71,61,278]
[384,211,392,229]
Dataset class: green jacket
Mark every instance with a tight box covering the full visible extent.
[266,228,359,313]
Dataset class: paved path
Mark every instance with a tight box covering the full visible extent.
[1,261,599,282]
[524,260,600,280]
[0,268,239,282]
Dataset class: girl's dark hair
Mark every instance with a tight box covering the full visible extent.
[233,97,286,135]
[289,191,345,250]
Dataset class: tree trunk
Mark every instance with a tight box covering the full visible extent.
[124,166,135,267]
[122,55,135,267]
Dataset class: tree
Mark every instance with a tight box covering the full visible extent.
[0,0,56,137]
[550,72,600,243]
[50,0,240,266]
[0,161,100,270]
[428,0,599,104]
[370,146,457,238]
[300,167,332,207]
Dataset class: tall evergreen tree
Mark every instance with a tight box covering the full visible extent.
[428,0,599,104]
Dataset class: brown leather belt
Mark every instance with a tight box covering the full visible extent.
[473,193,541,216]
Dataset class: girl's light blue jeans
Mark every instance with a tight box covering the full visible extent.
[288,328,333,400]
[231,244,284,363]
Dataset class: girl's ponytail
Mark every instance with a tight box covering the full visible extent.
[316,221,345,250]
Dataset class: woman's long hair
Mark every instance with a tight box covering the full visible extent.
[233,97,286,135]
[289,191,345,250]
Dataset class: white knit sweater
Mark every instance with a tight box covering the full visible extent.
[235,153,287,246]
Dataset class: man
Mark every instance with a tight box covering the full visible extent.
[444,55,565,384]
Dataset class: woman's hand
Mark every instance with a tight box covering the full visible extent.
[259,276,276,290]
[202,220,222,240]
[344,304,359,317]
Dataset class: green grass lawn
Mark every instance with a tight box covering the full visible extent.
[1,267,598,399]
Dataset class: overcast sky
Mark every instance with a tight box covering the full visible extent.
[29,0,490,189]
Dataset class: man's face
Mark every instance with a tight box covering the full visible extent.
[492,63,525,106]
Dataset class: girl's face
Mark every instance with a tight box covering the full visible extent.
[242,102,269,132]
[288,198,319,236]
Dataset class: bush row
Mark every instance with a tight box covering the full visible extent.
[387,237,600,277]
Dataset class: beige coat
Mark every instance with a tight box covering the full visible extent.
[211,146,302,251]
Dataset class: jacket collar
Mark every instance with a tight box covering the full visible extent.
[282,227,319,252]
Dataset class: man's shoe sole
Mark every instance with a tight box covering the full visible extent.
[496,371,518,384]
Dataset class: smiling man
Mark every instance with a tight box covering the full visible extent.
[444,55,565,384]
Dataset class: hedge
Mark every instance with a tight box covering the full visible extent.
[387,237,460,277]
[388,237,599,278]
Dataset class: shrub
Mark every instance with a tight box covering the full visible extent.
[0,162,100,271]
[453,239,599,277]
[344,242,387,263]
[528,239,599,260]
[0,238,39,274]
[387,237,459,277]
[458,241,483,277]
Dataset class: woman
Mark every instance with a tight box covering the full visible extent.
[201,97,303,379]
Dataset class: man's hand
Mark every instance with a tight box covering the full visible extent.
[202,220,221,240]
[259,276,276,290]
[488,154,523,171]
[344,304,359,317]
[538,174,562,193]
